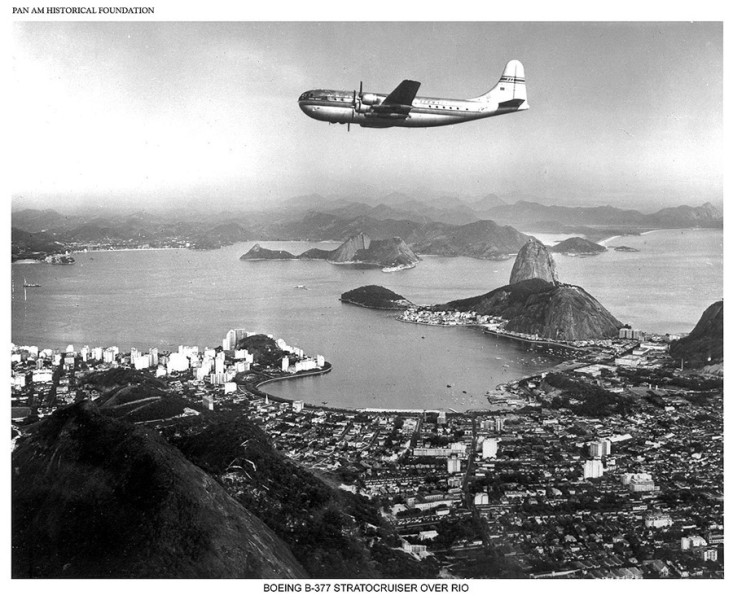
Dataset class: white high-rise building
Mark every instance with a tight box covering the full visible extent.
[103,347,118,364]
[482,438,498,459]
[589,441,602,457]
[447,455,461,474]
[583,459,604,479]
[167,352,190,373]
[223,330,239,351]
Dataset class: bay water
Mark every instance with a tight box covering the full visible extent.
[11,228,722,410]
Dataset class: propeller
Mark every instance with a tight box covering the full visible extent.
[348,82,363,132]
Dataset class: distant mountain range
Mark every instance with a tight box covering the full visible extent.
[11,194,721,261]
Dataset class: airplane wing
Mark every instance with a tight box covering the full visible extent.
[382,80,421,106]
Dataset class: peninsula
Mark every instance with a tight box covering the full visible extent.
[439,238,622,341]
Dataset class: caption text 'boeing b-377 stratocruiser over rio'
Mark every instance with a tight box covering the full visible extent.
[298,60,528,130]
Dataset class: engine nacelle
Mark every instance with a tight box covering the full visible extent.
[360,93,381,106]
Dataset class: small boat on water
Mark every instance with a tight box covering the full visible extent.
[23,279,41,288]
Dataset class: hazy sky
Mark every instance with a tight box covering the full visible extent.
[10,21,723,210]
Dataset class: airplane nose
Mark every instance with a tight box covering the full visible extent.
[299,101,315,116]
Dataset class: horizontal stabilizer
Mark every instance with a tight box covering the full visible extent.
[383,80,421,106]
[498,98,526,109]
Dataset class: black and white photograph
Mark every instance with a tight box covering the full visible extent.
[7,3,726,589]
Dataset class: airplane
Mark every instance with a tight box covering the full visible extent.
[298,60,528,129]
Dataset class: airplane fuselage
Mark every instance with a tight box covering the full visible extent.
[299,61,528,129]
[298,90,524,128]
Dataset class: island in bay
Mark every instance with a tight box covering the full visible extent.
[550,236,607,256]
[340,285,414,310]
[241,232,421,271]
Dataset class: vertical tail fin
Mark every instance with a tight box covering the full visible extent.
[472,60,528,109]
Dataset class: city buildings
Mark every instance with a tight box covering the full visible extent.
[9,322,724,579]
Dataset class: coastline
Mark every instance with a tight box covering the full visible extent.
[84,246,185,254]
[255,363,502,416]
[341,298,414,311]
[252,363,332,404]
[398,315,587,355]
[600,227,698,247]
[481,327,585,354]
[598,235,620,247]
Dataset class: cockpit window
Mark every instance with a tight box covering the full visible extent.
[299,91,331,101]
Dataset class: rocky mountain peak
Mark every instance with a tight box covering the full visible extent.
[329,232,371,263]
[509,238,559,285]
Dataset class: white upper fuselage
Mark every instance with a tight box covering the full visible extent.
[297,89,527,128]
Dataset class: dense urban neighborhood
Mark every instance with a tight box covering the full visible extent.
[11,317,723,579]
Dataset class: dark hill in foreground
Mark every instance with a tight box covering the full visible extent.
[169,414,438,579]
[670,300,723,367]
[440,279,623,341]
[12,402,306,578]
